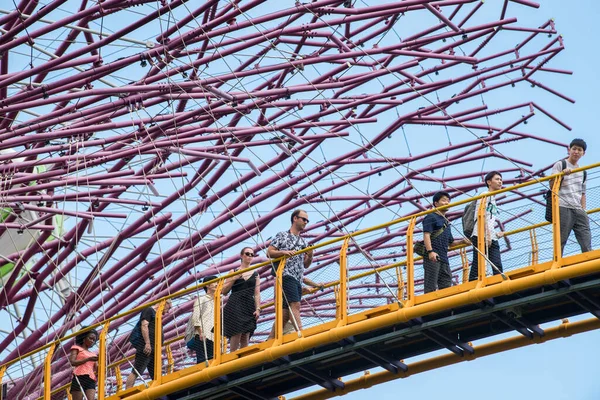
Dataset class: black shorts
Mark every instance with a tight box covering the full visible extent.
[282,275,302,308]
[132,348,156,379]
[70,374,96,393]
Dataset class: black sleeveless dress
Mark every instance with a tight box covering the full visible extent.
[223,272,258,338]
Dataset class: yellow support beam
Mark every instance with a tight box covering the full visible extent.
[98,321,110,399]
[476,197,487,286]
[43,343,56,400]
[0,365,6,400]
[551,176,563,265]
[406,217,417,307]
[213,278,225,366]
[152,300,168,386]
[338,238,349,326]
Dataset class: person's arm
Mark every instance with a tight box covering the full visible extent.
[222,273,236,295]
[423,231,438,262]
[193,298,204,338]
[582,192,587,209]
[69,348,97,367]
[141,320,151,355]
[303,248,313,268]
[302,277,324,290]
[253,274,261,319]
[267,245,295,259]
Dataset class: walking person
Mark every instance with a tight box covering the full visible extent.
[550,138,591,254]
[69,328,99,400]
[125,300,172,388]
[469,171,505,281]
[222,247,261,352]
[267,209,323,338]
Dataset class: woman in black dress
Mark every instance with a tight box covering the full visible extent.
[223,247,261,351]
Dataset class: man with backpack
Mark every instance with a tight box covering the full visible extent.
[422,191,466,293]
[550,138,591,254]
[468,171,505,281]
[185,275,217,365]
[266,209,323,338]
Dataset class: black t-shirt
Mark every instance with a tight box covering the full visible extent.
[140,307,157,345]
[422,213,453,264]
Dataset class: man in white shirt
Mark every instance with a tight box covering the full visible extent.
[551,138,591,254]
[469,171,505,281]
[185,275,217,364]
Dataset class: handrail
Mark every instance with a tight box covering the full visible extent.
[1,163,598,398]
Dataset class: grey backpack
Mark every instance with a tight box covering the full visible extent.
[462,200,477,238]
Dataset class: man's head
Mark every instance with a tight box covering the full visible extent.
[290,209,309,232]
[568,138,586,163]
[432,191,451,208]
[484,171,503,191]
[202,275,218,293]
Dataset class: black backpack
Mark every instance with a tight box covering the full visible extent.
[544,160,587,222]
[461,200,477,238]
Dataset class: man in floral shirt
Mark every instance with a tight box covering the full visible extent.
[267,209,323,337]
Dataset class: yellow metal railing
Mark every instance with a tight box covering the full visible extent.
[2,162,599,400]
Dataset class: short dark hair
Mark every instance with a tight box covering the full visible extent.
[484,171,502,188]
[569,138,587,152]
[202,275,218,292]
[75,327,97,346]
[432,191,450,205]
[290,209,306,224]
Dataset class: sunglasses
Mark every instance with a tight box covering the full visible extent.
[243,252,255,257]
[297,216,309,224]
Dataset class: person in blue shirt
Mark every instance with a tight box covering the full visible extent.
[422,191,466,293]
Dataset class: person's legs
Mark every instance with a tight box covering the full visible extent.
[572,209,592,252]
[84,388,96,400]
[488,241,503,275]
[437,262,453,290]
[197,339,214,363]
[267,308,290,339]
[559,207,575,254]
[289,301,302,331]
[469,239,480,281]
[423,258,440,293]
[229,334,241,352]
[239,333,250,348]
[126,350,150,388]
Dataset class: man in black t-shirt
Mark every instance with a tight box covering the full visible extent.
[125,300,172,389]
[422,191,466,293]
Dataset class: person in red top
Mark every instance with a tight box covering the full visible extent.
[68,328,99,400]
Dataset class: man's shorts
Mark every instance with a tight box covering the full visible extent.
[282,275,302,308]
[70,374,96,393]
[132,348,155,379]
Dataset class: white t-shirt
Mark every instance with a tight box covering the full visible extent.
[473,191,501,240]
[552,159,585,210]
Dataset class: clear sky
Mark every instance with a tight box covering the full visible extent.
[293,1,600,399]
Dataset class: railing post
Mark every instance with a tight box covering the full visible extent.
[152,300,167,385]
[213,278,225,365]
[166,345,174,374]
[529,229,539,265]
[406,217,417,306]
[396,265,405,301]
[551,176,563,265]
[338,238,349,326]
[274,259,285,344]
[0,364,6,400]
[460,247,469,284]
[43,343,56,400]
[97,321,110,399]
[476,196,488,286]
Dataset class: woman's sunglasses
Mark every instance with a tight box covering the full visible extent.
[244,252,255,257]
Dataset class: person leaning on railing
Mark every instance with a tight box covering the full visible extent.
[267,209,324,338]
[469,171,505,281]
[222,247,261,352]
[550,138,591,255]
[125,299,172,389]
[68,328,99,400]
[185,275,217,364]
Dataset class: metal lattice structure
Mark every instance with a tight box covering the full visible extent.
[0,0,576,385]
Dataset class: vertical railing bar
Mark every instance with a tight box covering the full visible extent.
[476,196,488,286]
[551,177,563,266]
[152,300,166,386]
[406,217,417,306]
[43,343,56,400]
[97,321,110,399]
[338,238,349,326]
[213,278,224,365]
